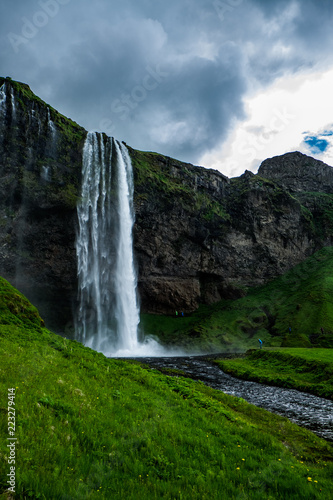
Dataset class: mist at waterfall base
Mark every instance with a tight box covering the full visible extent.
[75,132,181,357]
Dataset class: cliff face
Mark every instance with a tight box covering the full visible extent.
[258,151,333,193]
[1,76,333,330]
[0,77,86,330]
[131,156,331,314]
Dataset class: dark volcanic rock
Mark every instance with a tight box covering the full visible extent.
[258,151,333,193]
[0,77,86,331]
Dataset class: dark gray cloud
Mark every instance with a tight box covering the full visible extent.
[1,0,333,165]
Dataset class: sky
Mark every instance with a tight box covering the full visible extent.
[1,0,333,177]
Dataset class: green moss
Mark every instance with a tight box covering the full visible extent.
[130,147,229,221]
[58,182,80,209]
[296,192,333,238]
[0,276,44,330]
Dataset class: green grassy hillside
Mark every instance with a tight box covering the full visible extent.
[141,247,333,352]
[216,348,333,400]
[0,277,332,499]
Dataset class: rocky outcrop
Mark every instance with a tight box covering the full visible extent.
[132,163,328,314]
[1,76,333,329]
[258,151,333,193]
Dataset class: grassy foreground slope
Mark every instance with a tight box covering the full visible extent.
[141,247,333,352]
[216,348,333,400]
[0,277,333,499]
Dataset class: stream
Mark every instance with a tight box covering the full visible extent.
[131,354,333,442]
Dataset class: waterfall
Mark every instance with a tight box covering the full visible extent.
[114,141,140,350]
[29,103,41,136]
[0,83,6,118]
[10,88,16,120]
[41,165,51,182]
[47,109,57,142]
[75,132,140,355]
[46,109,57,158]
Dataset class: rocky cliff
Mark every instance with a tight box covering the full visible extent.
[0,77,86,330]
[1,76,333,331]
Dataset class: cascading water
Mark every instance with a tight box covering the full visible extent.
[113,140,140,351]
[47,108,57,147]
[75,131,141,356]
[0,83,6,119]
[41,166,51,182]
[10,88,16,120]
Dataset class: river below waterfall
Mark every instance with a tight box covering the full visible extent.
[130,354,333,442]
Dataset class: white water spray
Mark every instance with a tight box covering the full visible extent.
[113,141,140,351]
[47,108,57,144]
[10,88,16,120]
[0,83,6,117]
[41,165,51,182]
[76,132,179,357]
[76,132,142,355]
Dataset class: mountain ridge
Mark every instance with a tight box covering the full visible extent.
[1,76,333,333]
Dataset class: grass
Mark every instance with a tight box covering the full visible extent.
[129,146,230,221]
[216,348,333,400]
[141,247,333,352]
[0,277,332,499]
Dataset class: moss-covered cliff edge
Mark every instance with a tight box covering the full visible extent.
[1,76,333,332]
[0,76,86,330]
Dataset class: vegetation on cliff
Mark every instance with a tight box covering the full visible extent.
[129,146,230,222]
[0,76,87,211]
[0,278,332,499]
[141,247,333,352]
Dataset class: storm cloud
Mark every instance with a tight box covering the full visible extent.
[1,0,333,169]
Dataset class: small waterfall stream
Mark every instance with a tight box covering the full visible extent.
[47,108,57,153]
[10,87,16,120]
[75,132,140,355]
[0,83,6,124]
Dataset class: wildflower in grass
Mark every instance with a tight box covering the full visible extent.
[307,477,312,481]
[236,467,240,470]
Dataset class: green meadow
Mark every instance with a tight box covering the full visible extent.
[141,247,333,352]
[216,348,333,400]
[0,276,333,499]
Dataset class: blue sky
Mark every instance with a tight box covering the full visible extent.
[1,0,333,176]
